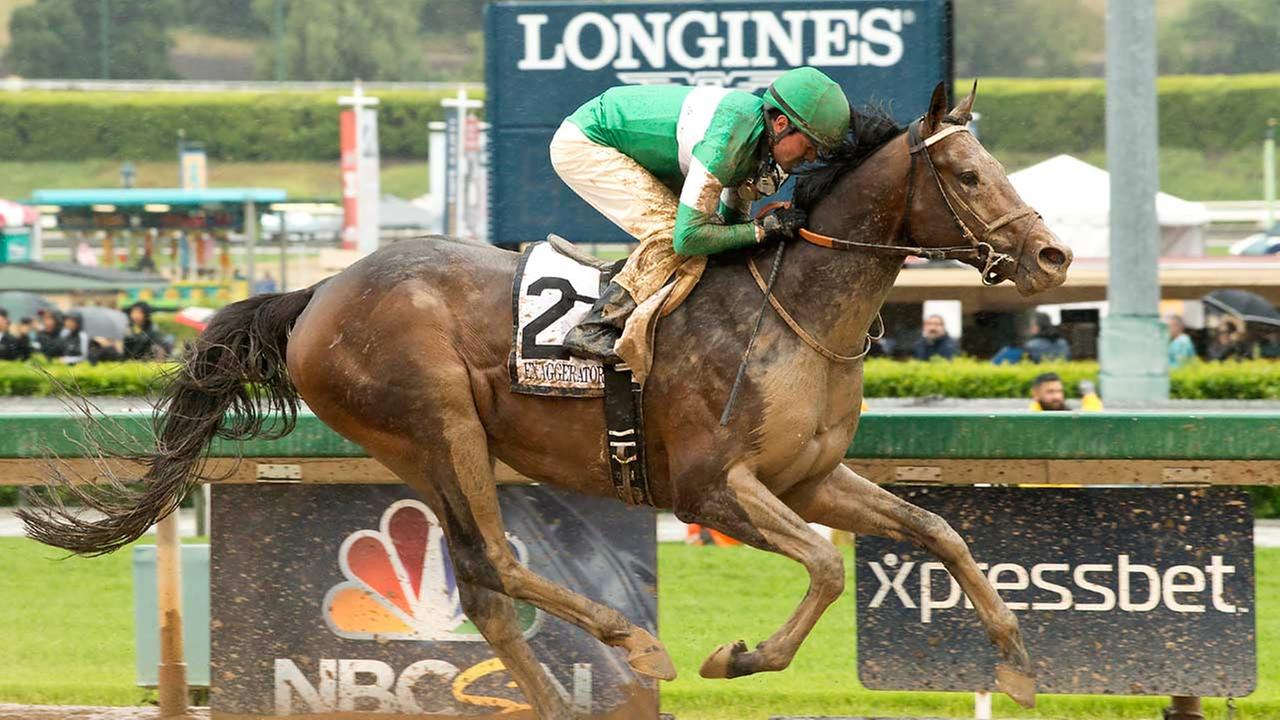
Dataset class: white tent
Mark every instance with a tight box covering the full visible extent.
[1007,154,1209,258]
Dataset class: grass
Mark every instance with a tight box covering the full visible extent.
[0,539,1275,717]
[0,536,205,705]
[0,159,431,202]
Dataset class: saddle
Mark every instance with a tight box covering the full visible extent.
[509,236,652,506]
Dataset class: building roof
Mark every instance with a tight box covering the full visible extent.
[0,261,169,292]
[29,188,288,208]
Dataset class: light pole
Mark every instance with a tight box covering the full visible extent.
[1098,0,1169,404]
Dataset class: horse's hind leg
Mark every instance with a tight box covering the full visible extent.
[681,463,846,679]
[429,420,675,682]
[363,446,576,720]
[781,463,1036,709]
[372,370,674,685]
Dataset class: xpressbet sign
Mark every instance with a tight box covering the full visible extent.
[485,0,952,246]
[855,486,1256,697]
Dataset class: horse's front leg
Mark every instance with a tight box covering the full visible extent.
[681,463,846,679]
[781,463,1036,708]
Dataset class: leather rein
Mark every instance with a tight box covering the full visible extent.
[748,115,1041,363]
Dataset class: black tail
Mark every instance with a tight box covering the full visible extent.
[19,286,317,555]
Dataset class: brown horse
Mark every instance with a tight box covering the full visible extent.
[23,83,1070,719]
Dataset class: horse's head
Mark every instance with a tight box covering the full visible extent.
[905,82,1071,295]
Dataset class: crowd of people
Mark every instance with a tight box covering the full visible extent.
[0,302,171,364]
[893,311,1278,367]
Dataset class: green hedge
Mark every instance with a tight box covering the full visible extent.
[0,74,1276,161]
[861,357,1280,400]
[0,88,481,162]
[0,360,173,396]
[1,358,1278,399]
[969,74,1280,154]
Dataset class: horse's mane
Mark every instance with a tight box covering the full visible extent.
[792,105,904,212]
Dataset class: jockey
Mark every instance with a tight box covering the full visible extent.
[551,66,851,363]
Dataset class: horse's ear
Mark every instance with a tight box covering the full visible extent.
[951,80,977,123]
[923,81,948,135]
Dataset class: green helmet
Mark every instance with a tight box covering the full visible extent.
[763,67,851,151]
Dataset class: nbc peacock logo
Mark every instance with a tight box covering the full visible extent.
[323,499,540,642]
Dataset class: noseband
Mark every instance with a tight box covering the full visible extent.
[798,115,1040,286]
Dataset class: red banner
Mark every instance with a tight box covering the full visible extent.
[339,110,358,251]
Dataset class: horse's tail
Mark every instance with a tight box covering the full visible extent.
[19,286,318,556]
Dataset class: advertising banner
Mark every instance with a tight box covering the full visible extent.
[855,486,1255,697]
[485,0,953,247]
[211,484,657,718]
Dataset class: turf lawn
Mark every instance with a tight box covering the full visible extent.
[0,539,1274,718]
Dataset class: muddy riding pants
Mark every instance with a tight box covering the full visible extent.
[549,121,705,304]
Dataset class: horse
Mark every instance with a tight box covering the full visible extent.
[22,82,1071,719]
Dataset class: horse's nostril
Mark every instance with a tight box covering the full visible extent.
[1038,246,1068,269]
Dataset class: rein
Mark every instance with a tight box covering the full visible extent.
[798,116,1040,285]
[747,114,1038,363]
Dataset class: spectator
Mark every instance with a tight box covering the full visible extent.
[253,271,279,295]
[0,310,32,361]
[1024,312,1071,362]
[1029,372,1068,411]
[991,345,1024,365]
[1207,318,1250,361]
[912,315,959,361]
[1077,380,1104,411]
[1166,314,1197,368]
[58,312,91,365]
[122,301,170,360]
[1259,331,1280,359]
[34,310,64,358]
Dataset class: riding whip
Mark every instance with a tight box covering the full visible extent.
[720,239,787,426]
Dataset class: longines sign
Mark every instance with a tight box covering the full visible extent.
[855,486,1256,697]
[485,0,952,246]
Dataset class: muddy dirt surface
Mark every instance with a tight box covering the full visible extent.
[0,706,208,720]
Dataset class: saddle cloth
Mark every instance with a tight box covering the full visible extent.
[509,239,611,397]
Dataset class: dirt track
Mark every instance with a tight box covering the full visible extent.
[0,707,208,720]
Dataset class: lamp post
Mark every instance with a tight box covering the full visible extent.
[1098,0,1169,404]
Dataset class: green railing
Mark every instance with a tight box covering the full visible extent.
[0,411,1276,460]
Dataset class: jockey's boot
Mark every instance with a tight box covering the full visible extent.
[563,281,636,364]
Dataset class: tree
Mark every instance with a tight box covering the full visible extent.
[181,0,266,38]
[1159,0,1279,74]
[953,0,1102,78]
[253,0,425,81]
[419,0,484,36]
[6,0,180,79]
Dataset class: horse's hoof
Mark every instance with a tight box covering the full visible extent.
[623,628,677,681]
[996,663,1036,709]
[699,639,748,679]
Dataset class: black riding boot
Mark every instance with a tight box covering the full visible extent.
[563,281,636,364]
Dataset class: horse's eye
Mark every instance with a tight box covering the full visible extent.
[959,171,980,186]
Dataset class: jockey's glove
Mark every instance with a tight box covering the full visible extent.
[757,206,808,242]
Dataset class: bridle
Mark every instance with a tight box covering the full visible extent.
[746,114,1041,364]
[798,115,1040,286]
